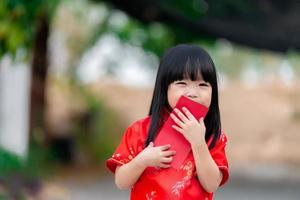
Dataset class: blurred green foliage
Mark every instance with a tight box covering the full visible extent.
[0,148,23,177]
[0,142,55,199]
[84,6,175,57]
[43,77,126,165]
[0,0,60,58]
[73,85,126,163]
[0,142,55,178]
[159,0,207,20]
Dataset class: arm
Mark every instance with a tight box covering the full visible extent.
[170,107,222,193]
[191,141,223,193]
[115,142,176,190]
[114,155,146,190]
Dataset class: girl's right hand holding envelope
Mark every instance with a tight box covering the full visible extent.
[170,107,206,148]
[135,142,176,169]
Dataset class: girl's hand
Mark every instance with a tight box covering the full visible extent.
[136,142,176,168]
[170,107,206,147]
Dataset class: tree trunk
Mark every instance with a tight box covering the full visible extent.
[29,10,50,145]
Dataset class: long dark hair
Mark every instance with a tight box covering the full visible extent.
[146,44,221,149]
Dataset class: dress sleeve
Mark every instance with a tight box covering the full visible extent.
[106,122,144,173]
[210,131,229,186]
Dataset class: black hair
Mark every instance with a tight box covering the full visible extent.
[146,44,221,149]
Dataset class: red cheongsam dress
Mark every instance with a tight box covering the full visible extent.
[106,116,229,200]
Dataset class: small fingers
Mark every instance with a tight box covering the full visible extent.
[172,124,184,134]
[161,156,173,163]
[161,150,176,157]
[158,163,171,168]
[198,117,204,125]
[174,108,189,123]
[170,113,185,128]
[182,107,196,121]
[159,144,171,151]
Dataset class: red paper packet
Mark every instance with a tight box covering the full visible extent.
[154,96,209,169]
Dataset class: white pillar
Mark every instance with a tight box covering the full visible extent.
[0,55,31,158]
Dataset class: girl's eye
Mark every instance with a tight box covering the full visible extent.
[199,83,209,87]
[175,81,187,85]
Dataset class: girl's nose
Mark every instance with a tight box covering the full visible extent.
[187,94,198,99]
[186,86,198,99]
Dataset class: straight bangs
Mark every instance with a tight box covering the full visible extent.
[163,48,216,87]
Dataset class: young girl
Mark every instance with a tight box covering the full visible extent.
[106,44,229,200]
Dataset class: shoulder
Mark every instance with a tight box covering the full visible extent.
[208,130,228,147]
[127,116,151,131]
[213,130,228,147]
[125,116,151,139]
[209,130,228,151]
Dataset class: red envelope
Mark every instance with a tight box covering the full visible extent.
[154,96,209,169]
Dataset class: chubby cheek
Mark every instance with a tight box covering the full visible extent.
[200,92,212,108]
[203,97,211,108]
[167,90,182,109]
[167,96,178,109]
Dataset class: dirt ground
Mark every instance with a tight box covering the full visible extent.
[90,80,300,168]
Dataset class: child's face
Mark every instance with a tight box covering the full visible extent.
[167,78,212,109]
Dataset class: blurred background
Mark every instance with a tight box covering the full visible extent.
[1,0,300,199]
